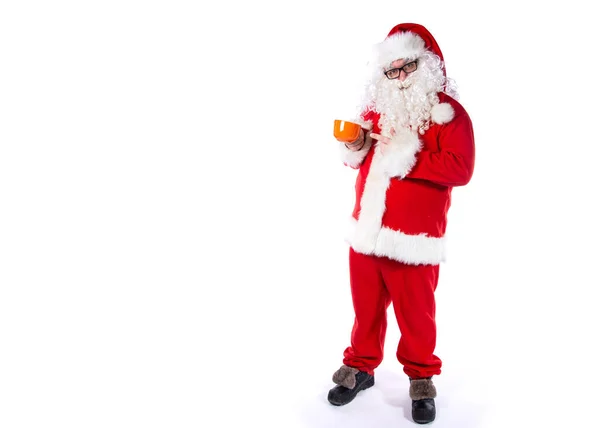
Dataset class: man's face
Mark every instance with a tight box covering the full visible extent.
[391,58,409,81]
[384,58,418,83]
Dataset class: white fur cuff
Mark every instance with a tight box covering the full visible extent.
[339,135,372,168]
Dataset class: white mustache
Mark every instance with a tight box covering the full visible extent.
[396,79,412,90]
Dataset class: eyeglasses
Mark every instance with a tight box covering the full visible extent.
[384,60,418,80]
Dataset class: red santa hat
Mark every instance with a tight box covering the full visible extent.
[374,23,446,77]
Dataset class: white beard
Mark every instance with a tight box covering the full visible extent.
[372,71,440,136]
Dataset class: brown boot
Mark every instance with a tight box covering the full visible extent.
[327,365,374,406]
[409,377,437,424]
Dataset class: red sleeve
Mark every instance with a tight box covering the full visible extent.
[405,110,475,187]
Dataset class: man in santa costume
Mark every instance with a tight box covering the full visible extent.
[328,23,475,424]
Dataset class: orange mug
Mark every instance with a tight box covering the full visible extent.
[333,119,362,143]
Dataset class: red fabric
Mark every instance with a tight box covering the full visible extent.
[343,248,442,378]
[406,95,476,187]
[353,94,475,239]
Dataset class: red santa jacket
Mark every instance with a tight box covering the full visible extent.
[339,93,475,265]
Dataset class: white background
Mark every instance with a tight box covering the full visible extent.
[1,1,599,427]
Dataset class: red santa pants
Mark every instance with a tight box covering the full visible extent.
[342,248,442,379]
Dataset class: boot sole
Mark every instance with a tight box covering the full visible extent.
[413,416,436,424]
[327,376,375,406]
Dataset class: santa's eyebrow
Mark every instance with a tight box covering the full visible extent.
[388,58,412,67]
[386,59,417,71]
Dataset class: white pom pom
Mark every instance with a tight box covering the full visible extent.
[430,102,454,125]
